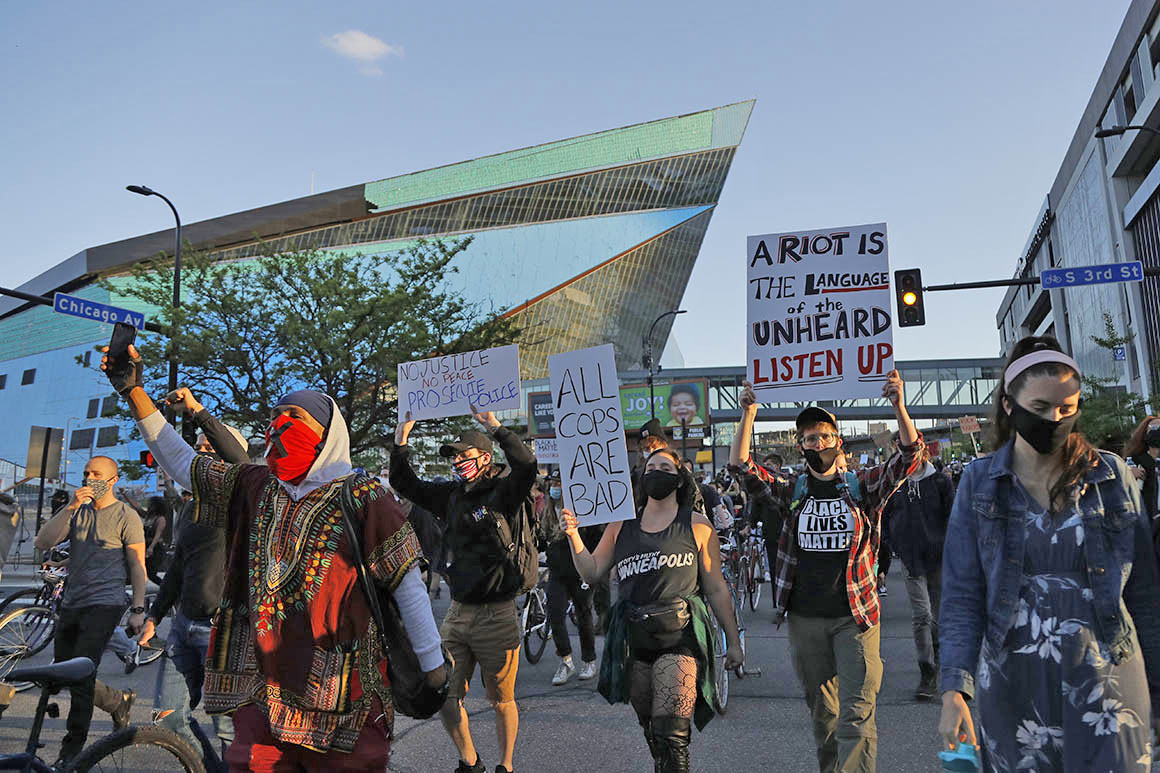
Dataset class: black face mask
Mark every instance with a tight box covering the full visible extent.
[1146,427,1160,450]
[1009,400,1078,455]
[803,446,841,474]
[642,470,681,501]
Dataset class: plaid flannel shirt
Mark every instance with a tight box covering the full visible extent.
[737,434,925,631]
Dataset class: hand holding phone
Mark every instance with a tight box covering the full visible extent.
[107,322,137,366]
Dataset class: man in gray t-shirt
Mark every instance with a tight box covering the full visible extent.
[35,455,147,765]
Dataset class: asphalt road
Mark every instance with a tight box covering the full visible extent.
[0,569,956,772]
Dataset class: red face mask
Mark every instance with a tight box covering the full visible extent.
[265,414,323,484]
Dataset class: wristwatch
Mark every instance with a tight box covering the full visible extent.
[130,606,146,615]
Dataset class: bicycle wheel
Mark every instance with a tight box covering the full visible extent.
[69,724,205,772]
[523,591,549,665]
[747,548,763,612]
[707,609,728,715]
[0,587,39,618]
[0,606,57,691]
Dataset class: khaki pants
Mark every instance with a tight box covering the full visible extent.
[787,615,882,773]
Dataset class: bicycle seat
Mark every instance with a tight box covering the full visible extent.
[5,657,94,687]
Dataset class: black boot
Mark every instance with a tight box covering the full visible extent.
[639,716,661,772]
[915,662,938,701]
[650,715,691,773]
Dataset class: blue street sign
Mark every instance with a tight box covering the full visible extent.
[1041,261,1144,289]
[1113,345,1127,362]
[53,293,145,328]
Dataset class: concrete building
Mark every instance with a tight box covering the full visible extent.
[996,0,1160,401]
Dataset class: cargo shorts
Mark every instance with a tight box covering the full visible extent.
[440,599,521,703]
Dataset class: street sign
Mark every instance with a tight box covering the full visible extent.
[53,292,145,328]
[958,415,980,434]
[26,426,63,480]
[1040,261,1143,289]
[1113,345,1127,361]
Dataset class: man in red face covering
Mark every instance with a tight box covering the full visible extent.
[104,347,447,771]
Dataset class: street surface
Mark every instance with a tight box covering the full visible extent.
[2,564,1155,772]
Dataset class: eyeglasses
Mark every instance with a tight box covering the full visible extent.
[800,432,839,448]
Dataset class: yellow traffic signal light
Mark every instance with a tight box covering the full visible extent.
[894,269,926,326]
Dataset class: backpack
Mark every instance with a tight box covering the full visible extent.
[446,483,540,597]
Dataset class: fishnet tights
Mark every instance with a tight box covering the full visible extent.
[629,653,697,720]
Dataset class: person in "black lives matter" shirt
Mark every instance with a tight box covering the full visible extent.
[729,371,925,773]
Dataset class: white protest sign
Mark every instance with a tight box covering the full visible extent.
[747,223,893,401]
[397,344,521,421]
[548,344,634,526]
[534,437,560,464]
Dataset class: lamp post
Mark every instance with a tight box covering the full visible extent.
[126,185,182,421]
[1094,124,1160,139]
[642,309,686,419]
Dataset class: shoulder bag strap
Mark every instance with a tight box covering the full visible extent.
[337,476,390,654]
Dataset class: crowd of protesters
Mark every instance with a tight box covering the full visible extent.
[0,330,1155,773]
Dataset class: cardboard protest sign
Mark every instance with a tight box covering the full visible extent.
[534,437,560,464]
[548,344,634,526]
[747,223,893,401]
[397,344,521,421]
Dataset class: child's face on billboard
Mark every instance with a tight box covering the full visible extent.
[670,392,698,422]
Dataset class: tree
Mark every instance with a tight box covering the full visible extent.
[101,237,519,468]
[1077,312,1150,451]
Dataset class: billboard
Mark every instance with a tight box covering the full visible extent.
[619,380,709,438]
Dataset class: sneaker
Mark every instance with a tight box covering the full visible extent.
[50,757,74,773]
[111,689,135,730]
[578,660,598,681]
[763,569,771,582]
[494,767,513,773]
[552,658,576,686]
[122,647,138,675]
[878,581,888,597]
[454,756,485,773]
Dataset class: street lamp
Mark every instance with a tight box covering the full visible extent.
[126,185,182,420]
[642,309,687,419]
[1094,124,1160,139]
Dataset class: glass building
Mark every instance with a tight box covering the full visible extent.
[0,101,753,482]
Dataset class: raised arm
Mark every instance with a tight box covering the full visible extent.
[102,345,196,490]
[730,381,759,467]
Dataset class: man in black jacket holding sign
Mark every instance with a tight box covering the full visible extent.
[391,407,538,773]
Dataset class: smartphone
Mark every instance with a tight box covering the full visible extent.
[107,322,137,365]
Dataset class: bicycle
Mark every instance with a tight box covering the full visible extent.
[0,581,162,691]
[0,656,203,772]
[712,527,762,714]
[742,523,767,612]
[520,565,551,665]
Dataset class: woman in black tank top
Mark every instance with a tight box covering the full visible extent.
[561,447,743,773]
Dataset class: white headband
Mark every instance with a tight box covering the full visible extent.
[1003,350,1081,390]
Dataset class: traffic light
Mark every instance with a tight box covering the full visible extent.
[894,268,926,327]
[139,450,156,468]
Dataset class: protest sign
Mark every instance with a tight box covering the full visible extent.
[534,437,560,464]
[548,344,634,526]
[527,391,556,437]
[397,344,521,421]
[747,223,893,401]
[619,380,709,438]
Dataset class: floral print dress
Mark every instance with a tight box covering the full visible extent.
[976,493,1152,772]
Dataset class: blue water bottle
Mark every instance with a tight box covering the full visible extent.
[938,742,980,771]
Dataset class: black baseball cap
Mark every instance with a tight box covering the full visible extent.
[439,430,494,458]
[795,406,838,433]
[639,417,665,440]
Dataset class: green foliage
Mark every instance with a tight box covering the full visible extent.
[101,237,520,468]
[1077,313,1150,451]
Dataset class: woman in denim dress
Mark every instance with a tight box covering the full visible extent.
[939,336,1160,772]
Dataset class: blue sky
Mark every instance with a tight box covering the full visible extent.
[0,1,1132,368]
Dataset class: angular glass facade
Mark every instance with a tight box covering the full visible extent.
[0,101,752,475]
